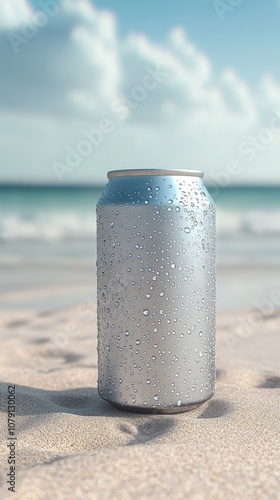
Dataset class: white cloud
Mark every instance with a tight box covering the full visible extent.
[0,0,280,184]
[258,74,280,110]
[0,0,32,30]
[168,28,211,85]
[0,0,120,118]
[220,69,256,119]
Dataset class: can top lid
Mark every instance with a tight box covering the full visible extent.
[107,169,204,179]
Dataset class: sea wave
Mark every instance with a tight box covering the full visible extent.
[0,208,280,242]
[0,212,96,242]
[217,209,280,237]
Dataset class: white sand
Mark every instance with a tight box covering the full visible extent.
[0,302,279,499]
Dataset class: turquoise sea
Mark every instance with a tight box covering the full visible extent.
[0,184,279,312]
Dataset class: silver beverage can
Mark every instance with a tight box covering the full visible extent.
[97,169,216,413]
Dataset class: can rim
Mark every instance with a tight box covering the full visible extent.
[107,169,204,179]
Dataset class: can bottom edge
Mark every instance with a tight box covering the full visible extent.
[103,393,214,415]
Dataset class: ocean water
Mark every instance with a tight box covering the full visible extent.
[0,184,279,311]
[0,184,279,262]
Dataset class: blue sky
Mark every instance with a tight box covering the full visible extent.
[1,0,280,185]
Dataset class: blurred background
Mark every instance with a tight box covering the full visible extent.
[0,0,280,315]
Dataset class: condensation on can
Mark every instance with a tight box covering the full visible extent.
[97,169,216,414]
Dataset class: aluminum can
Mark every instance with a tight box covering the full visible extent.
[97,169,216,413]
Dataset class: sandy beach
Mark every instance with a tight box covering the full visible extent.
[0,279,279,500]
